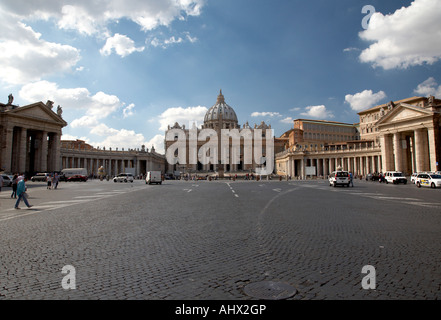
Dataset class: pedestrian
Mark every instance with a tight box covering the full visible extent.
[14,177,33,209]
[53,173,59,189]
[46,174,52,189]
[349,171,354,187]
[11,174,18,198]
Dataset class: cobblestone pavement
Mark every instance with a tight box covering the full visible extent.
[0,178,440,300]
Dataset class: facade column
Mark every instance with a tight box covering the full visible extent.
[427,128,437,172]
[348,157,353,174]
[317,158,322,177]
[1,126,14,172]
[381,134,394,172]
[19,127,27,173]
[414,129,428,172]
[393,132,403,172]
[53,133,61,172]
[354,157,359,176]
[40,131,48,172]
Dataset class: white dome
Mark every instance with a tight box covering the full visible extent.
[204,90,238,124]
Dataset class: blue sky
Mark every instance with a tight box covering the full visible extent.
[1,0,441,153]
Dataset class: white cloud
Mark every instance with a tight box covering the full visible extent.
[359,0,441,69]
[0,8,80,85]
[251,112,281,117]
[300,105,334,119]
[60,133,89,142]
[150,36,183,48]
[157,106,208,131]
[414,77,441,97]
[289,107,301,112]
[100,33,145,57]
[2,0,205,35]
[19,81,125,127]
[343,47,360,52]
[123,104,135,118]
[88,124,149,150]
[280,117,294,124]
[345,90,387,112]
[146,134,165,154]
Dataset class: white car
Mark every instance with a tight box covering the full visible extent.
[415,173,441,188]
[329,171,350,187]
[384,171,407,184]
[1,174,13,187]
[113,173,134,183]
[410,173,419,184]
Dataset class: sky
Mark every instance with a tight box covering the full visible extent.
[1,0,441,154]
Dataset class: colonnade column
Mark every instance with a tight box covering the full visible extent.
[381,134,394,172]
[40,131,48,172]
[1,126,13,172]
[414,129,427,172]
[19,127,27,173]
[427,128,437,172]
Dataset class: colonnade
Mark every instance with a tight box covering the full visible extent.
[1,125,61,174]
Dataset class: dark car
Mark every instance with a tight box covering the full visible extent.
[67,175,88,182]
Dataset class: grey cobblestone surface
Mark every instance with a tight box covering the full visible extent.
[0,179,440,300]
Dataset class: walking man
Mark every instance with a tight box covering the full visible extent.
[349,171,354,187]
[14,177,33,209]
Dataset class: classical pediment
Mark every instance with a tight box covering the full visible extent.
[7,102,67,126]
[376,103,433,127]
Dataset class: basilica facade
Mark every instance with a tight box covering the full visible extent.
[164,90,285,175]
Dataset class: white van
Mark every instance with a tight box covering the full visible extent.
[146,171,162,185]
[61,168,87,180]
[384,171,407,184]
[329,171,350,187]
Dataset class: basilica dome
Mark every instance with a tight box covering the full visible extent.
[204,90,238,127]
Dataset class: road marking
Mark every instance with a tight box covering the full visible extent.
[0,184,151,221]
[273,188,282,193]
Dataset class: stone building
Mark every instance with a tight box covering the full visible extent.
[60,140,166,177]
[1,96,66,175]
[164,90,285,175]
[1,95,166,177]
[275,96,441,178]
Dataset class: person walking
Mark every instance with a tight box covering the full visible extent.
[14,177,33,209]
[53,173,59,189]
[349,171,354,187]
[11,174,18,198]
[46,174,52,190]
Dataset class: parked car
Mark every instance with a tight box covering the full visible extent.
[113,173,134,183]
[329,171,350,187]
[67,174,88,182]
[410,172,419,184]
[31,173,50,182]
[384,171,407,184]
[1,174,13,187]
[415,173,441,188]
